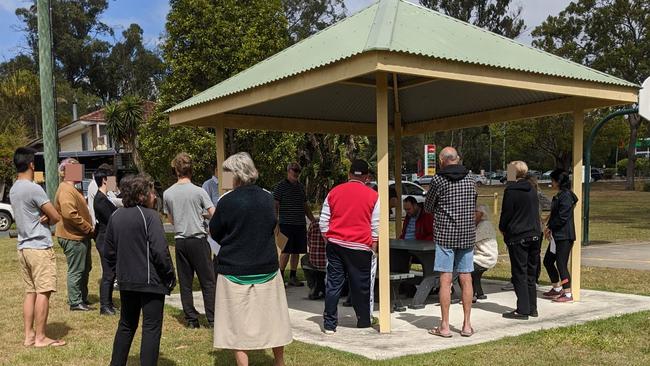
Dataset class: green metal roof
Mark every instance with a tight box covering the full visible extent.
[167,0,636,113]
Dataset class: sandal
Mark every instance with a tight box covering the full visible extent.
[35,339,66,348]
[428,327,452,338]
[460,327,475,337]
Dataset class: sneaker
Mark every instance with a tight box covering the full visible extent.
[502,310,528,320]
[70,303,91,311]
[477,294,487,300]
[187,321,200,329]
[287,277,304,287]
[553,294,574,303]
[530,310,539,317]
[100,306,117,315]
[543,288,563,299]
[501,283,514,291]
[323,329,336,335]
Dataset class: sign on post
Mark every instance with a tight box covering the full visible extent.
[640,77,650,121]
[424,144,436,175]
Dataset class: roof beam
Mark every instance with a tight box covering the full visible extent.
[169,52,380,126]
[378,52,638,104]
[397,77,439,90]
[187,113,380,136]
[402,96,625,136]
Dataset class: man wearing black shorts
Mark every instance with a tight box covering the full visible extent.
[274,162,315,286]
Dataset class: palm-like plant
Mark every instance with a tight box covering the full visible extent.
[105,95,144,172]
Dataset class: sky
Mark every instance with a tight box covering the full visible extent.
[0,0,571,62]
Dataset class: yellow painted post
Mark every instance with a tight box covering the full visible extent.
[376,72,391,333]
[394,112,403,237]
[493,193,498,216]
[571,110,584,301]
[215,121,226,196]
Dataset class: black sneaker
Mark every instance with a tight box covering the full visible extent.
[70,303,91,311]
[502,310,529,320]
[100,306,116,316]
[288,277,304,287]
[187,321,200,329]
[530,310,539,317]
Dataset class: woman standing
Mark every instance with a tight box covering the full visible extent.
[105,174,176,366]
[472,205,498,302]
[210,152,292,366]
[543,169,579,303]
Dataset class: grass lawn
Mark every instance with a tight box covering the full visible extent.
[1,235,650,365]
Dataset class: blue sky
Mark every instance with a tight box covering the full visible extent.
[0,0,570,62]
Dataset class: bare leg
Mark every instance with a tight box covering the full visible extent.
[290,254,299,271]
[459,273,473,333]
[279,254,290,279]
[272,346,285,366]
[23,293,36,346]
[234,350,248,366]
[438,273,452,333]
[33,292,65,347]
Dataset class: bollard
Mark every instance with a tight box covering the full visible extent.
[493,193,498,216]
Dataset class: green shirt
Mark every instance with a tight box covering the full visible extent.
[224,271,277,285]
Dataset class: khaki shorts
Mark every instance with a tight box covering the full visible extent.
[18,248,57,293]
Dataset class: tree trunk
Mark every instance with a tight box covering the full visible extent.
[132,141,144,173]
[625,114,642,191]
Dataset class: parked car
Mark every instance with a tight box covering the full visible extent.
[591,168,604,182]
[468,173,487,186]
[0,202,14,231]
[366,180,427,218]
[414,175,434,186]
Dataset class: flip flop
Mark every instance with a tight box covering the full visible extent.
[428,327,452,338]
[35,339,66,348]
[460,327,475,337]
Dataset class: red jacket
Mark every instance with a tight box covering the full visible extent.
[399,210,434,241]
[319,180,379,251]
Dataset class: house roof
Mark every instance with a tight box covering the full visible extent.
[167,0,636,114]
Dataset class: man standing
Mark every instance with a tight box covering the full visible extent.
[320,159,379,334]
[54,158,94,311]
[399,196,434,241]
[201,163,219,206]
[274,162,315,286]
[10,147,66,347]
[93,165,118,315]
[424,147,477,338]
[163,153,216,328]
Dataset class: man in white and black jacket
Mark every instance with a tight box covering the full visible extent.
[499,161,542,320]
[424,147,477,338]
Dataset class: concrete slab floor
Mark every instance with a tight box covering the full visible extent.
[166,279,650,360]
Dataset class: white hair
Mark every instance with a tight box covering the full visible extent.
[223,152,258,185]
[440,147,459,163]
[476,204,490,221]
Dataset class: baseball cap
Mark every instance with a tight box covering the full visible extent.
[349,159,369,175]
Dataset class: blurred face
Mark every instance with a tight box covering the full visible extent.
[475,210,484,225]
[287,168,300,183]
[404,201,418,217]
[551,178,559,190]
[145,189,157,209]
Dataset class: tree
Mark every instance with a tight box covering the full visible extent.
[419,0,525,38]
[283,0,346,43]
[105,96,145,172]
[532,0,650,190]
[16,0,113,90]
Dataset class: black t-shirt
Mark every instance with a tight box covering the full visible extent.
[273,179,306,225]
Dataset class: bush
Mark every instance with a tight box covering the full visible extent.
[644,182,650,192]
[603,168,616,179]
[616,158,650,177]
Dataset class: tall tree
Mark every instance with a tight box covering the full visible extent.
[283,0,346,43]
[16,0,113,90]
[105,96,145,172]
[532,0,650,190]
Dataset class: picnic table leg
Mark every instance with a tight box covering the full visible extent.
[409,251,436,309]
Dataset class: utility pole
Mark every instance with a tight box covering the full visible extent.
[37,0,59,200]
[502,123,506,171]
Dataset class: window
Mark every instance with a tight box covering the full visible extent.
[81,132,89,151]
[403,183,425,196]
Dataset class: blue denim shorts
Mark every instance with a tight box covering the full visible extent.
[434,244,474,273]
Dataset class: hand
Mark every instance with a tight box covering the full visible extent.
[39,215,49,225]
[371,241,378,253]
[274,225,280,236]
[167,276,177,292]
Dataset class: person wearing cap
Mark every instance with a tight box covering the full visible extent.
[54,158,95,311]
[319,159,379,334]
[274,162,315,287]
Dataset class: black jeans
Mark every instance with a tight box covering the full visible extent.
[110,291,165,366]
[324,244,375,330]
[175,237,216,324]
[507,238,541,315]
[96,233,115,308]
[471,264,488,297]
[544,239,574,289]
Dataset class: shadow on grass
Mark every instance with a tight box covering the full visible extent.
[48,322,72,339]
[210,349,275,365]
[128,355,177,365]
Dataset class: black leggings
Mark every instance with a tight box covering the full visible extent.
[110,291,165,366]
[543,240,574,289]
[471,265,488,297]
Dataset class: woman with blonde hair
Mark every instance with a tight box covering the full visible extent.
[209,152,292,366]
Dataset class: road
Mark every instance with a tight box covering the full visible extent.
[581,241,650,271]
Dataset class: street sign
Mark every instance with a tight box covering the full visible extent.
[640,77,650,120]
[424,144,436,176]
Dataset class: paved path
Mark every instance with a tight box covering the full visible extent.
[582,241,650,271]
[167,279,650,360]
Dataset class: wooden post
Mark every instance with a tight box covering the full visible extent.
[394,112,403,237]
[493,193,498,216]
[376,71,391,333]
[571,110,584,301]
[215,121,226,196]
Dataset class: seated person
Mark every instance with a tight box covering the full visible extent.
[399,196,433,241]
[472,204,498,302]
[303,218,326,300]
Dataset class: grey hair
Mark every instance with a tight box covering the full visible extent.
[440,147,459,162]
[476,204,490,221]
[223,152,259,185]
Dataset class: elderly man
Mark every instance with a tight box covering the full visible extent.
[424,147,477,338]
[399,196,434,241]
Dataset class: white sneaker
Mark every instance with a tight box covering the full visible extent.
[323,329,336,335]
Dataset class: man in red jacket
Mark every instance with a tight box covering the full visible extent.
[319,159,379,334]
[399,196,434,241]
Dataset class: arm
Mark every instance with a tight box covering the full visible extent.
[59,190,93,234]
[423,181,437,213]
[305,202,315,222]
[95,196,117,226]
[371,198,380,251]
[163,194,174,225]
[199,190,215,219]
[498,190,513,234]
[104,216,117,271]
[40,202,60,225]
[319,195,331,234]
[147,213,176,290]
[548,192,573,231]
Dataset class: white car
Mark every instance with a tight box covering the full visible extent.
[366,180,427,218]
[0,202,14,231]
